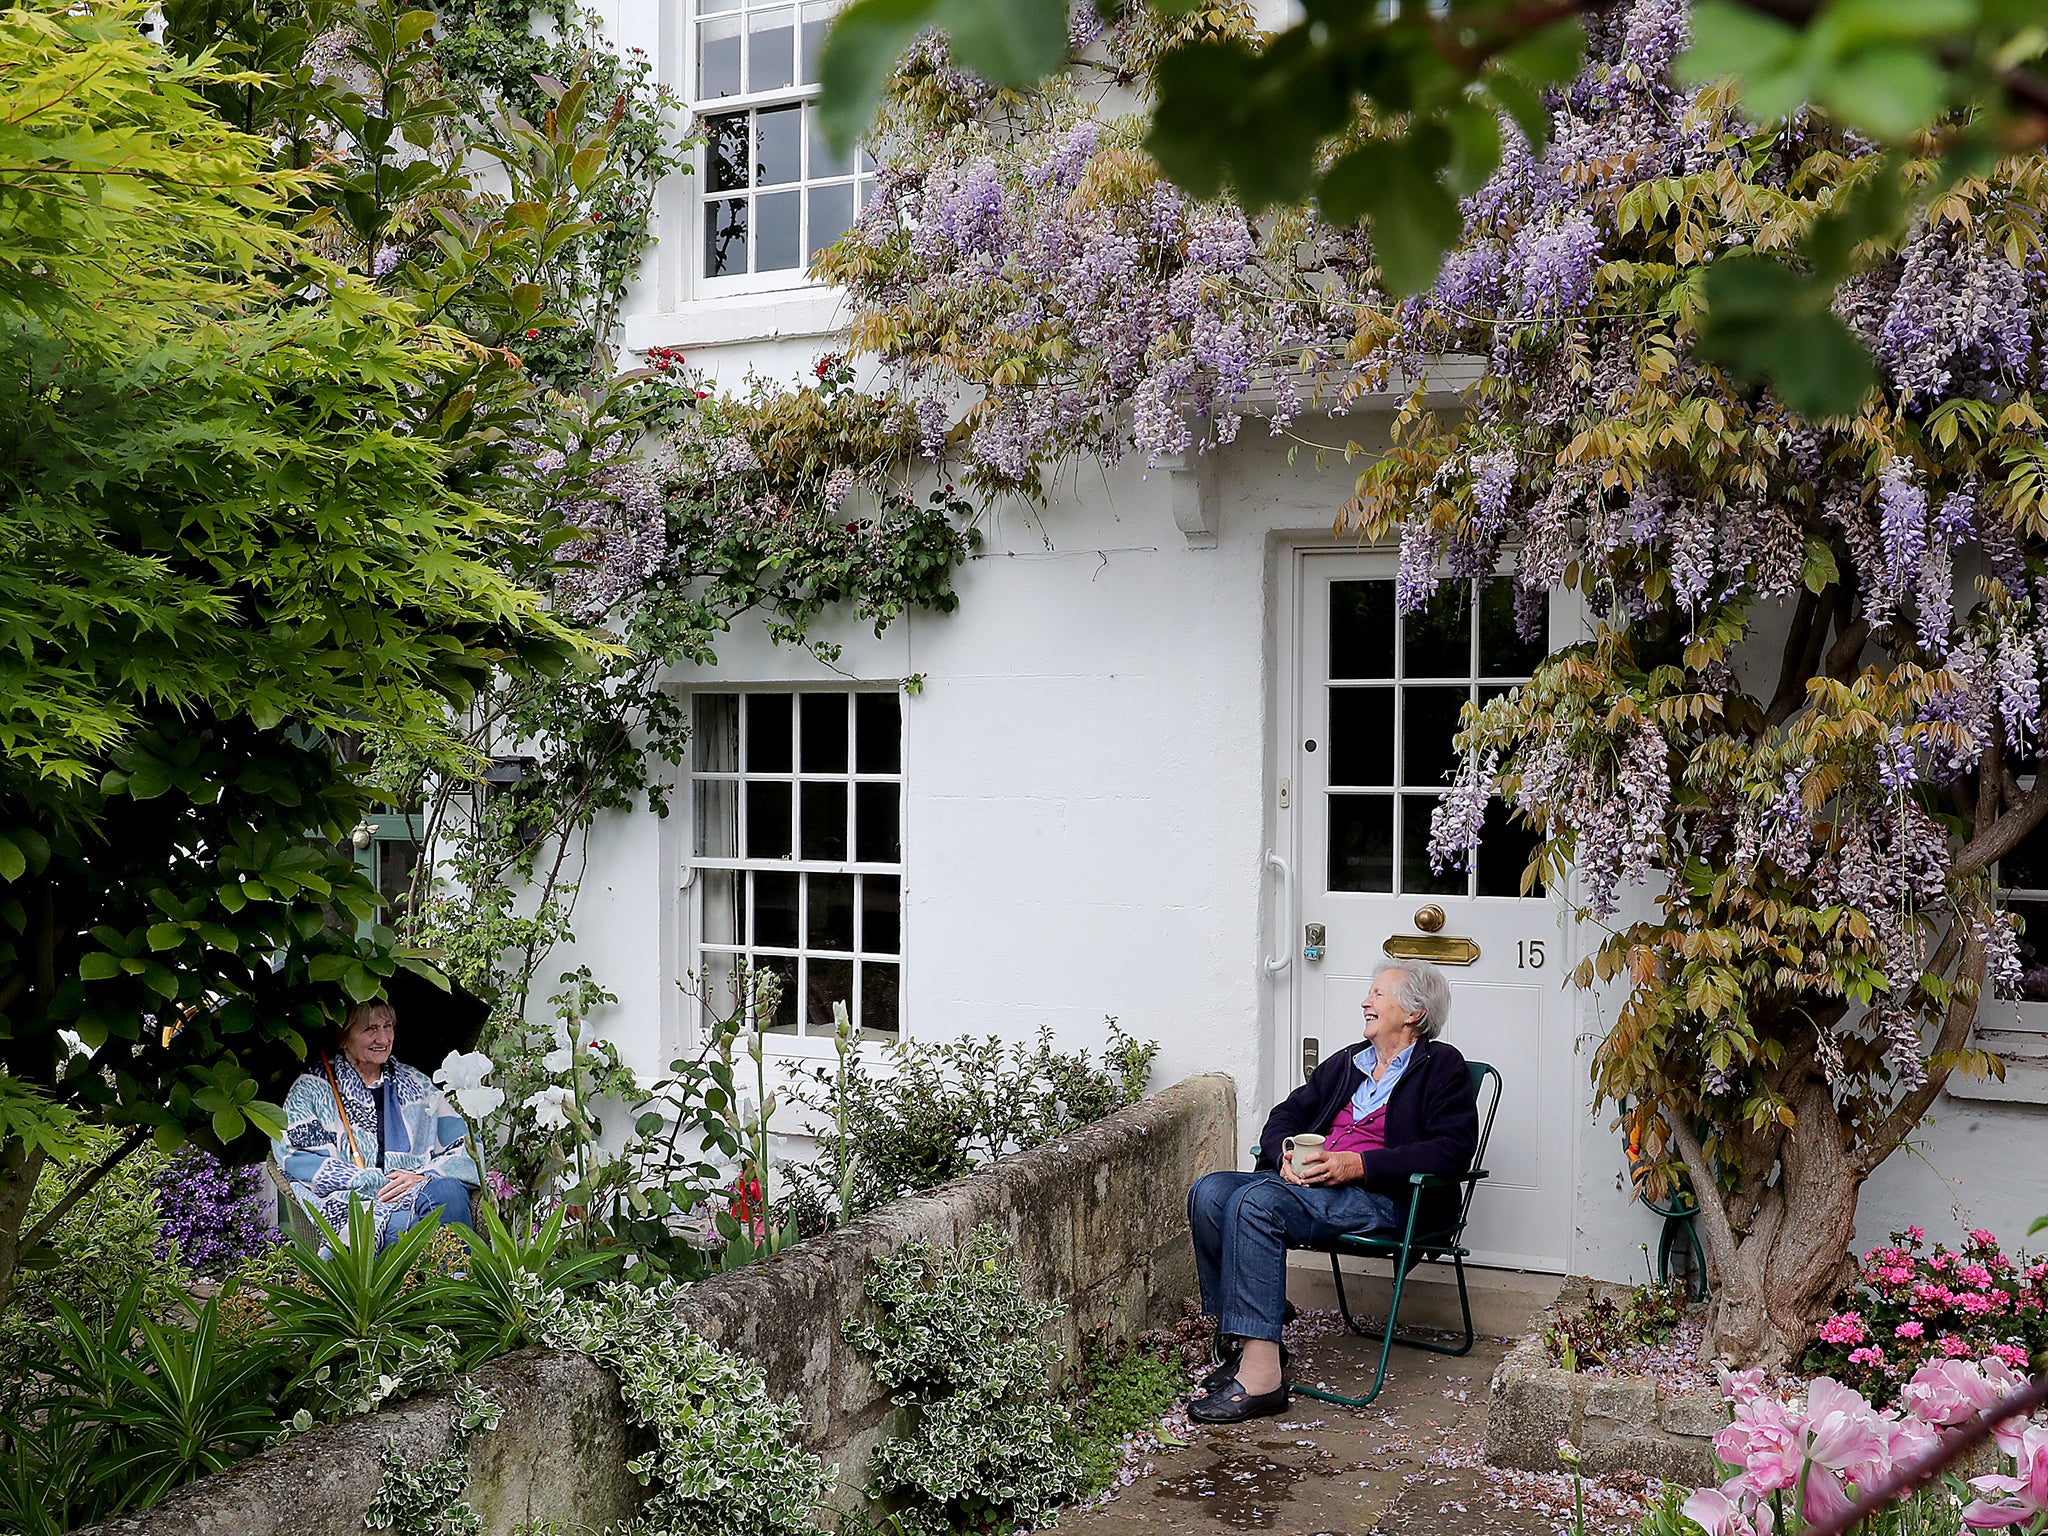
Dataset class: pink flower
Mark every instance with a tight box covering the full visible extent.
[1905,1226,1927,1243]
[1717,1365,1767,1404]
[1957,1292,1998,1316]
[1962,1423,2048,1530]
[1900,1358,2014,1427]
[1805,1378,1894,1489]
[1849,1346,1887,1367]
[1685,1486,1775,1536]
[1895,1321,1926,1340]
[1991,1344,2031,1370]
[1940,1333,1976,1358]
[1802,1466,1858,1528]
[1960,1264,1996,1289]
[1819,1312,1869,1345]
[1717,1394,1805,1495]
[1968,1228,1999,1248]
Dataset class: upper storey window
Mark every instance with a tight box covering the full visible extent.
[693,0,876,286]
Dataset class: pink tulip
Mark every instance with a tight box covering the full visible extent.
[1902,1358,2009,1427]
[1805,1378,1891,1483]
[1717,1364,1767,1405]
[1962,1424,2048,1530]
[1685,1486,1775,1536]
[1802,1465,1858,1528]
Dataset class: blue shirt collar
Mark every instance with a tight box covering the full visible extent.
[1356,1041,1416,1077]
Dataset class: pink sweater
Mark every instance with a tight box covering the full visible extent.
[1323,1103,1387,1159]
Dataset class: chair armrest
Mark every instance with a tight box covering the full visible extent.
[1409,1170,1489,1187]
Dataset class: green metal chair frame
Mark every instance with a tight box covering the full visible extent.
[1253,1060,1502,1410]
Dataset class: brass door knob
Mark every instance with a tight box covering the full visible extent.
[1413,904,1446,933]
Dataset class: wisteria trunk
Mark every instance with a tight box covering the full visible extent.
[1684,1072,1866,1371]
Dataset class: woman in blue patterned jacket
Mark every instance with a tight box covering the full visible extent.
[276,1000,480,1248]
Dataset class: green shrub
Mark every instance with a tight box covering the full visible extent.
[847,1225,1087,1535]
[785,1023,1158,1234]
[0,1132,183,1391]
[1543,1280,1687,1372]
[1069,1336,1181,1496]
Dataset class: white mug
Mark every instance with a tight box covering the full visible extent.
[1284,1133,1326,1170]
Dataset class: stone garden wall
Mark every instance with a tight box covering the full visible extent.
[1484,1278,1723,1485]
[76,1072,1238,1536]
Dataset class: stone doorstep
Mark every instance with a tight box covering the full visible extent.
[1483,1278,1722,1485]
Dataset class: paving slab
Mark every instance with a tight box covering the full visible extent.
[1055,1274,1667,1536]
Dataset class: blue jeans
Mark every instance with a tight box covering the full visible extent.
[383,1176,475,1244]
[1187,1170,1402,1343]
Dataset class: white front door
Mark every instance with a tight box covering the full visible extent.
[1284,551,1573,1271]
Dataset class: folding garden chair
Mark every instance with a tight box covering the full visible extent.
[1253,1059,1502,1409]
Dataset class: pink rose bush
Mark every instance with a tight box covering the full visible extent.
[1680,1357,2045,1536]
[1806,1229,2048,1405]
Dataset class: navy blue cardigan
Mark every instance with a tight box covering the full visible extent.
[1255,1037,1480,1233]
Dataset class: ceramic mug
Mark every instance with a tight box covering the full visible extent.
[1283,1133,1326,1173]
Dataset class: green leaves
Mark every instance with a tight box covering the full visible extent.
[1683,0,1972,141]
[1320,134,1464,297]
[1694,253,1875,418]
[815,0,1070,154]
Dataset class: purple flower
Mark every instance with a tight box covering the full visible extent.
[1877,459,1927,592]
[371,246,400,277]
[153,1148,280,1274]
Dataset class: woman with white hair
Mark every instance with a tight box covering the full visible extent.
[1183,959,1478,1424]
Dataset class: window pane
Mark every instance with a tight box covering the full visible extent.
[745,693,792,771]
[808,183,854,263]
[807,102,851,177]
[694,779,737,857]
[747,6,794,90]
[706,114,749,193]
[759,955,799,1033]
[855,782,899,863]
[697,16,741,98]
[1477,798,1543,898]
[699,951,740,1027]
[855,693,901,773]
[860,960,899,1035]
[1328,795,1393,892]
[756,189,801,271]
[1403,586,1471,678]
[806,957,854,1030]
[2010,900,2048,1000]
[693,693,738,770]
[1480,579,1546,676]
[800,692,847,771]
[1402,687,1469,788]
[807,873,855,950]
[744,780,791,858]
[800,780,848,860]
[2000,817,2048,892]
[752,870,798,949]
[860,875,900,953]
[1330,580,1394,679]
[800,1,832,83]
[703,869,742,946]
[1401,795,1464,896]
[1328,688,1392,786]
[756,105,800,185]
[705,196,748,277]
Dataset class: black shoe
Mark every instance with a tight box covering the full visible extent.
[1187,1375,1290,1424]
[1199,1340,1286,1393]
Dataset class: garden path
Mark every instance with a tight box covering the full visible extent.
[1055,1265,1665,1536]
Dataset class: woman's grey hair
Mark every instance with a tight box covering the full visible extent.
[1372,960,1450,1041]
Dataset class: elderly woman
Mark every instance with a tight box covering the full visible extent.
[1184,959,1478,1423]
[277,1000,480,1248]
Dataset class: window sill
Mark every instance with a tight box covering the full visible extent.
[1945,1008,2048,1107]
[623,286,850,350]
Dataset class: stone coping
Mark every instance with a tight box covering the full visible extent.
[1485,1277,1723,1485]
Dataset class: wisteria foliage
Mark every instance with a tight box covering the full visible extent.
[820,1,2048,1219]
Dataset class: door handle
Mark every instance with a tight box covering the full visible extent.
[1263,851,1293,975]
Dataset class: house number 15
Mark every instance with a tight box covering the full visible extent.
[1517,940,1547,969]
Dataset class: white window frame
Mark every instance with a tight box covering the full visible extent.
[685,0,876,296]
[686,688,907,1054]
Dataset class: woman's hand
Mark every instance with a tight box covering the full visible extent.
[376,1168,427,1203]
[1279,1150,1309,1186]
[1296,1150,1365,1187]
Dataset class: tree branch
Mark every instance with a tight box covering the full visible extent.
[1663,1111,1738,1286]
[1857,922,1986,1174]
[1955,768,2048,878]
[1822,614,1871,682]
[18,1127,150,1257]
[1764,586,1823,729]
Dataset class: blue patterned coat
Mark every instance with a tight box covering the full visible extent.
[276,1057,478,1242]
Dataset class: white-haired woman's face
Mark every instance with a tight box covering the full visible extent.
[341,1010,396,1077]
[1359,971,1421,1055]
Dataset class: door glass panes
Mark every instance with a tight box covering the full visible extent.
[692,691,907,1037]
[1324,578,1544,897]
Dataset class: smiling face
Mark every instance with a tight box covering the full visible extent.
[340,1006,397,1081]
[1359,970,1422,1057]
